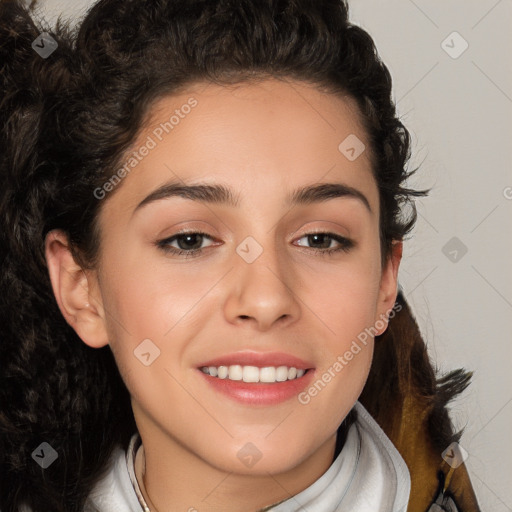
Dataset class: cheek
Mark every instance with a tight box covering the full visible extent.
[100,242,210,339]
[296,252,381,405]
[303,257,382,344]
[97,247,222,389]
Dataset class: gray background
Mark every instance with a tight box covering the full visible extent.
[30,0,512,509]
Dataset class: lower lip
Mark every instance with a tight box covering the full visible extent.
[197,368,316,406]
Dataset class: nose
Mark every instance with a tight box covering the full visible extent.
[223,237,302,331]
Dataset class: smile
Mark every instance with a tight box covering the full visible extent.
[200,365,307,383]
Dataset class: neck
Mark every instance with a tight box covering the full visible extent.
[133,413,354,512]
[138,435,336,512]
[135,423,354,512]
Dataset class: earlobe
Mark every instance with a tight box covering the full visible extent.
[44,229,109,349]
[375,240,403,336]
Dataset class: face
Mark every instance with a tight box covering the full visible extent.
[46,78,401,477]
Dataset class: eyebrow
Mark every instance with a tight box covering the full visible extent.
[133,180,372,215]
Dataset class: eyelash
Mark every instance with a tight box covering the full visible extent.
[155,230,354,259]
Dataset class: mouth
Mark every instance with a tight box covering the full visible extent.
[195,351,315,406]
[199,364,309,383]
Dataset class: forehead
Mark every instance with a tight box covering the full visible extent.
[101,78,378,219]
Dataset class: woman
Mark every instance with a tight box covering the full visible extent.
[0,0,481,510]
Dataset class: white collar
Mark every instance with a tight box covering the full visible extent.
[86,401,410,512]
[262,401,410,512]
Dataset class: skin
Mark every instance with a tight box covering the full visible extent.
[45,78,402,512]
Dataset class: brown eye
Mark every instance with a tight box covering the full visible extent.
[295,232,354,255]
[156,231,215,258]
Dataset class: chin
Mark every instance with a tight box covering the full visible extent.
[200,438,313,476]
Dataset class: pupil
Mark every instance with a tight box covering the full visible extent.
[310,234,329,248]
[180,234,202,250]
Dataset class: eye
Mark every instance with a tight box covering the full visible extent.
[156,231,215,258]
[294,232,354,255]
[155,230,354,259]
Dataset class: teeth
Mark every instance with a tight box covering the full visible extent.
[229,364,243,381]
[201,365,308,383]
[243,365,259,383]
[275,366,288,382]
[260,366,276,383]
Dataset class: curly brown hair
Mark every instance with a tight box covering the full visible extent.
[0,1,472,511]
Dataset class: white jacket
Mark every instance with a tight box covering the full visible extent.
[84,401,411,512]
[15,401,461,511]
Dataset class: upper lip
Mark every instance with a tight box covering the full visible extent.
[197,351,314,370]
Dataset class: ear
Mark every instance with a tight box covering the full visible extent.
[44,229,109,349]
[374,240,402,336]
